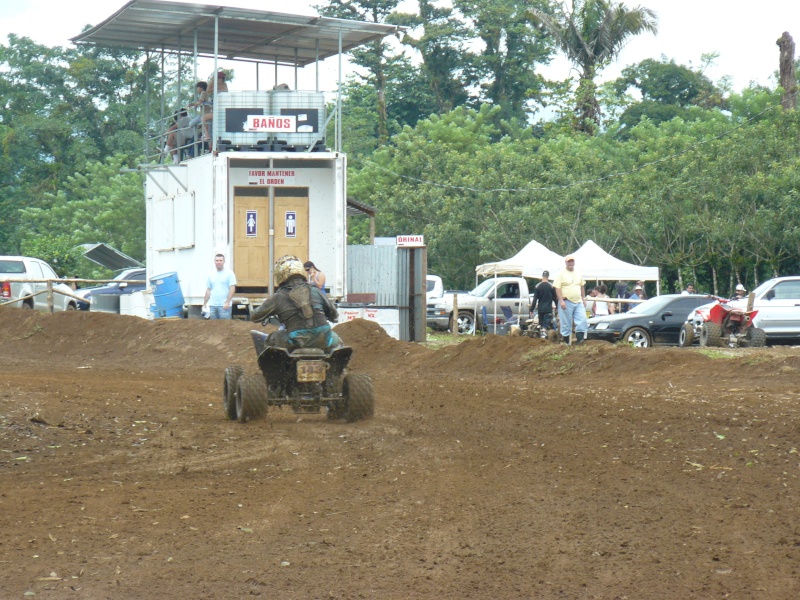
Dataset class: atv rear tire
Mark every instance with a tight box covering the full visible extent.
[744,326,767,348]
[343,373,375,422]
[223,365,245,420]
[236,374,268,423]
[700,322,723,347]
[678,323,694,348]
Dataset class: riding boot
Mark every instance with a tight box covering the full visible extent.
[575,332,586,344]
[562,335,571,345]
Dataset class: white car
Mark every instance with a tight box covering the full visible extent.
[682,276,800,345]
[0,256,78,312]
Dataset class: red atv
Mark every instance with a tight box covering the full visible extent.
[697,302,766,348]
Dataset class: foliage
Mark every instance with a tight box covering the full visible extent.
[349,90,800,293]
[19,235,84,278]
[528,0,658,133]
[612,57,726,134]
[17,155,145,275]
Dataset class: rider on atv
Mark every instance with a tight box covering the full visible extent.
[250,255,342,352]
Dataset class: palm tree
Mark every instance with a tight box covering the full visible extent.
[529,0,658,133]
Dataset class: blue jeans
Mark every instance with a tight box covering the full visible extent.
[209,305,232,320]
[558,299,587,337]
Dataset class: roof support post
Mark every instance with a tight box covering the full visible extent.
[315,39,320,92]
[212,15,219,153]
[294,48,298,90]
[177,34,182,109]
[337,28,342,152]
[145,51,150,158]
[160,47,166,141]
[193,28,197,88]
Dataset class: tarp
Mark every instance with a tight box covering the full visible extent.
[570,240,659,282]
[475,240,564,279]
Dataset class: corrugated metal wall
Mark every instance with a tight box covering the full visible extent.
[347,245,401,305]
[346,245,425,341]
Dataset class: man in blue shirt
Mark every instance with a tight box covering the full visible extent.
[203,253,237,319]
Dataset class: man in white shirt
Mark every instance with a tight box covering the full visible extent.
[203,254,237,319]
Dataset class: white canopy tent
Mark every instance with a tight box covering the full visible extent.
[475,240,564,278]
[570,240,660,294]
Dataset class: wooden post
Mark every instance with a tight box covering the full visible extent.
[47,281,54,313]
[450,295,459,335]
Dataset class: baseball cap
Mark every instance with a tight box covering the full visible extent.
[542,270,549,277]
[635,285,643,290]
[736,283,745,291]
[564,254,575,262]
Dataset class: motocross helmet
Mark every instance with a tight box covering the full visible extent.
[274,255,306,287]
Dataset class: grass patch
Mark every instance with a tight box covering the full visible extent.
[422,331,470,350]
[21,324,44,339]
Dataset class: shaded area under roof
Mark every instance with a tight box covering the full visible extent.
[346,197,376,219]
[80,243,144,271]
[71,0,403,67]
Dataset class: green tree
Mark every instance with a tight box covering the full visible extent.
[17,155,145,266]
[529,0,658,133]
[612,57,725,133]
[456,0,555,121]
[394,0,472,113]
[317,0,403,145]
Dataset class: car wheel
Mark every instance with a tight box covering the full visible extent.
[342,373,375,422]
[66,303,76,311]
[624,326,651,348]
[700,322,723,347]
[455,311,475,335]
[21,301,32,310]
[678,323,694,347]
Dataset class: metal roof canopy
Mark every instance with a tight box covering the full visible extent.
[70,0,402,67]
[80,243,145,271]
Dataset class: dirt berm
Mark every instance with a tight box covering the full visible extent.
[1,309,799,598]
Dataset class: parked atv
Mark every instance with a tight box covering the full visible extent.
[222,330,375,423]
[692,302,766,348]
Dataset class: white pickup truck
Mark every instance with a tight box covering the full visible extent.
[0,256,78,312]
[427,276,531,334]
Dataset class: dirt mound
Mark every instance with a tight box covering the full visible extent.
[334,318,429,371]
[0,309,257,370]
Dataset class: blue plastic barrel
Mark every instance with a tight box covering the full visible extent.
[150,272,185,318]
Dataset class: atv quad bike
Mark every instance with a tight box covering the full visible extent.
[695,302,766,348]
[222,330,375,423]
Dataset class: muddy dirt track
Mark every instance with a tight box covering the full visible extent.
[1,310,799,599]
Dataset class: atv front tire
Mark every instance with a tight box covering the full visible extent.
[236,374,268,423]
[342,373,375,422]
[223,365,245,420]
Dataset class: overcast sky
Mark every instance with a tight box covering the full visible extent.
[1,0,798,92]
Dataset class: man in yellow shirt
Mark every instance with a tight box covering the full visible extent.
[553,255,587,344]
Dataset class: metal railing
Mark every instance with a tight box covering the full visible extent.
[145,110,210,164]
[0,279,147,313]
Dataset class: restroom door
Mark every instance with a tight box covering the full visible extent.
[233,191,269,287]
[274,193,309,263]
